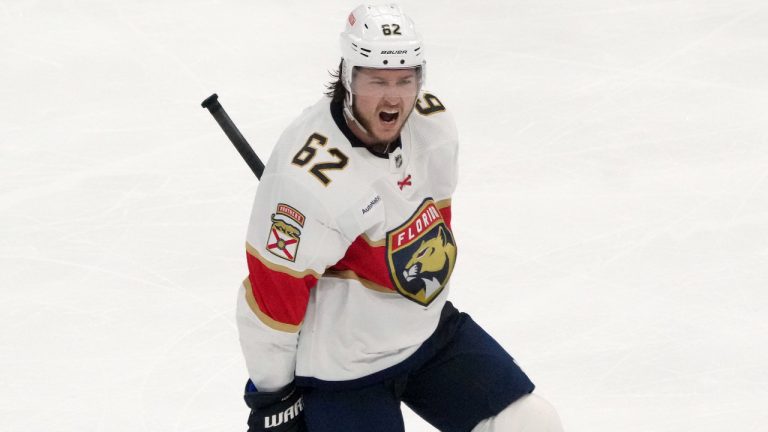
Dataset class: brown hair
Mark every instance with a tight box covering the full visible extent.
[325,59,347,103]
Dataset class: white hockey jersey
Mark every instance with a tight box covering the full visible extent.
[236,92,458,391]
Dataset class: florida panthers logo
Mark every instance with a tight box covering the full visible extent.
[265,203,305,262]
[387,199,457,306]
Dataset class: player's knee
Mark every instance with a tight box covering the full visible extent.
[471,394,563,432]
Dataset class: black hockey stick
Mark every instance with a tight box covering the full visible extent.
[201,93,265,179]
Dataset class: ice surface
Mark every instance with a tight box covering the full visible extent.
[1,1,767,431]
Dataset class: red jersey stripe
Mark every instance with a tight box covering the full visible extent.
[246,251,318,326]
[329,235,393,290]
[329,204,452,289]
[243,278,302,333]
[437,201,452,228]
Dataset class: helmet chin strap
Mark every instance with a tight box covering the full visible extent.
[342,91,371,136]
[342,95,396,155]
[341,61,374,139]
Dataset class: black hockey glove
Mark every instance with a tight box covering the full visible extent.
[244,380,306,432]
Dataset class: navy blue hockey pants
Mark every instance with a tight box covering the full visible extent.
[300,302,535,432]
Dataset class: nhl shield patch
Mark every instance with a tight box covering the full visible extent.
[266,203,305,262]
[386,199,457,306]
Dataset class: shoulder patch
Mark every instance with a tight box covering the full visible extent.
[276,203,305,227]
[266,203,305,262]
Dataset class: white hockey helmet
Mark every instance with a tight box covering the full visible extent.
[339,4,426,99]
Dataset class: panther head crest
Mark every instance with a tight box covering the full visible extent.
[402,226,456,298]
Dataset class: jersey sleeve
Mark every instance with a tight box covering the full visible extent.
[237,171,349,391]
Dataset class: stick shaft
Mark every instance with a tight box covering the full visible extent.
[202,94,264,179]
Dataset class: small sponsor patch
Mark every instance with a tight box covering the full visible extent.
[348,12,356,26]
[266,204,305,262]
[361,195,381,215]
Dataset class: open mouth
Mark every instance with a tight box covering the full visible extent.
[379,110,399,124]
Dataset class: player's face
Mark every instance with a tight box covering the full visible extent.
[351,67,420,146]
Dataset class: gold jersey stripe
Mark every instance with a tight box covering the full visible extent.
[435,198,452,209]
[246,242,322,279]
[323,269,397,294]
[243,278,302,333]
[361,233,385,247]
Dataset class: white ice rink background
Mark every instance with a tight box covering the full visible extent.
[1,1,767,431]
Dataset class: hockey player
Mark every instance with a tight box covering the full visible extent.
[236,4,564,432]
